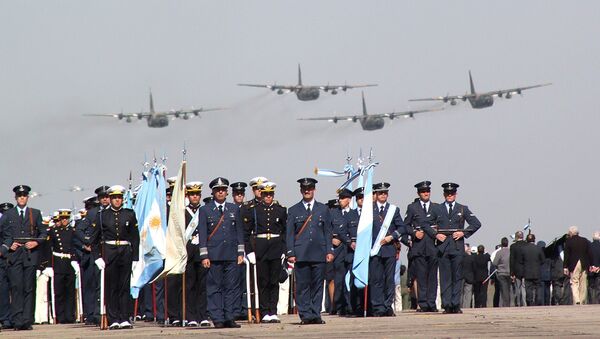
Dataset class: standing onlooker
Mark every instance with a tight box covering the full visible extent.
[537,241,552,306]
[492,237,511,307]
[472,245,490,308]
[462,245,475,308]
[586,231,600,304]
[563,226,591,304]
[510,231,527,306]
[520,234,545,306]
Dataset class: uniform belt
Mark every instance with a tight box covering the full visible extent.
[52,251,72,259]
[256,233,279,239]
[104,240,131,246]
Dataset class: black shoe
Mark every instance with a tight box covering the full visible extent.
[224,320,241,328]
[429,308,439,313]
[311,318,326,324]
[300,319,312,325]
[442,308,452,314]
[213,322,225,328]
[454,307,463,314]
[416,308,427,312]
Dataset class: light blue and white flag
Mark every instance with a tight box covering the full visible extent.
[352,165,374,289]
[130,166,167,298]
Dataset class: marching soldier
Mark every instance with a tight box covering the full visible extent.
[345,189,362,316]
[183,181,210,327]
[88,185,140,329]
[329,189,352,316]
[245,182,287,323]
[78,188,108,325]
[423,183,482,314]
[0,185,47,331]
[49,209,78,323]
[404,181,439,312]
[286,178,334,325]
[231,182,247,207]
[0,202,14,330]
[370,182,407,317]
[198,177,245,328]
[34,216,52,325]
[230,181,249,320]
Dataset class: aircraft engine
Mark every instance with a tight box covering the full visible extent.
[516,89,522,95]
[137,114,143,120]
[450,99,457,105]
[126,117,132,123]
[352,117,358,123]
[277,89,284,95]
[389,114,395,120]
[506,92,512,99]
[331,90,338,95]
[443,97,449,103]
[333,117,338,123]
[194,111,200,116]
[497,92,503,98]
[461,97,467,102]
[118,113,124,120]
[183,114,189,120]
[174,112,180,118]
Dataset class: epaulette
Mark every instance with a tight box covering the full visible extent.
[273,200,285,208]
[242,201,251,207]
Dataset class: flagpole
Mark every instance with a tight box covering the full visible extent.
[181,148,187,326]
[363,286,368,318]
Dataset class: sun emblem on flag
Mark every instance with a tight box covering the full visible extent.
[149,215,161,230]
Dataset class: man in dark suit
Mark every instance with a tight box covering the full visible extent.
[369,182,407,317]
[588,232,600,304]
[198,177,245,329]
[519,234,545,306]
[0,202,15,329]
[510,231,527,306]
[472,245,491,308]
[424,183,481,314]
[404,181,438,312]
[286,178,334,325]
[0,185,47,330]
[563,226,591,304]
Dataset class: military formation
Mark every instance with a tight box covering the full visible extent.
[0,177,488,331]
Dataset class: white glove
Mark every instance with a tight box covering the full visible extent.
[131,261,139,272]
[191,236,199,245]
[71,261,80,274]
[36,269,41,278]
[95,258,106,270]
[247,252,256,265]
[42,267,54,278]
[281,253,286,261]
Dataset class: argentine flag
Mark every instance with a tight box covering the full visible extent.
[352,165,374,289]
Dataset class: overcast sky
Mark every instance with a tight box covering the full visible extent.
[1,1,598,249]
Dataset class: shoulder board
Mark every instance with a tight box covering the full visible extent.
[243,201,251,206]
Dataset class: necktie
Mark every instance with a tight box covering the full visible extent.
[448,203,453,215]
[218,205,223,215]
[422,203,427,213]
[20,210,24,221]
[358,208,361,216]
[306,203,311,214]
[379,206,385,216]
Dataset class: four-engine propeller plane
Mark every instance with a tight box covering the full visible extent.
[298,92,442,131]
[409,71,551,109]
[237,65,377,101]
[84,91,226,128]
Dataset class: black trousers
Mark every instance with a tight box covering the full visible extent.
[524,279,539,306]
[166,274,183,322]
[497,275,511,307]
[257,258,280,316]
[54,263,76,323]
[413,255,439,310]
[438,251,464,309]
[368,256,395,315]
[7,255,36,328]
[104,245,133,324]
[186,261,208,322]
[473,281,488,308]
[0,259,11,327]
[80,252,99,323]
[295,262,325,321]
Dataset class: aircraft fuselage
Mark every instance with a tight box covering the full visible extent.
[296,87,320,101]
[468,95,494,109]
[147,114,169,128]
[360,117,385,131]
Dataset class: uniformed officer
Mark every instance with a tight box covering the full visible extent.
[49,209,78,324]
[78,187,108,325]
[404,181,439,312]
[0,185,47,330]
[198,177,245,328]
[245,182,287,323]
[183,181,209,327]
[0,202,14,329]
[230,182,248,207]
[286,178,334,325]
[230,181,248,320]
[347,189,363,316]
[34,216,52,325]
[423,183,482,314]
[329,189,353,316]
[88,185,140,329]
[370,182,407,317]
[353,187,364,216]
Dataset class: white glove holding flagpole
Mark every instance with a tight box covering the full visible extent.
[131,261,138,273]
[42,267,54,278]
[247,252,256,265]
[71,261,80,274]
[95,258,106,270]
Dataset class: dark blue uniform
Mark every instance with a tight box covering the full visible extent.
[77,206,105,324]
[198,201,245,325]
[424,202,481,312]
[0,206,47,329]
[286,200,333,323]
[184,204,208,324]
[49,224,77,323]
[329,208,350,315]
[343,208,360,315]
[369,202,406,316]
[404,200,439,311]
[0,209,14,329]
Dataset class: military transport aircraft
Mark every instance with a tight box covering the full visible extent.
[409,71,551,109]
[237,65,377,101]
[84,91,226,128]
[298,92,442,131]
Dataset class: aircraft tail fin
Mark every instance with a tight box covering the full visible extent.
[149,89,155,113]
[469,70,476,95]
[298,63,302,86]
[362,91,367,116]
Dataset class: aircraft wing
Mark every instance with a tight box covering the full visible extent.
[483,83,552,97]
[237,83,296,91]
[83,112,149,120]
[297,107,442,123]
[162,107,227,118]
[370,107,443,119]
[298,114,368,123]
[319,84,377,91]
[409,94,473,102]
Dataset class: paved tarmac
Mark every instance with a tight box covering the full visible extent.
[2,305,598,338]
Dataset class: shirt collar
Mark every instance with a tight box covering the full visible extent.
[17,206,27,214]
[343,207,351,214]
[302,199,315,208]
[376,201,386,210]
